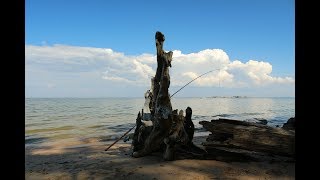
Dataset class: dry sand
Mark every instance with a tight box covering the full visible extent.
[25,136,295,180]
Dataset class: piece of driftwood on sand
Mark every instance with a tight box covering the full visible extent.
[199,118,295,158]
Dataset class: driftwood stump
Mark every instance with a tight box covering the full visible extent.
[129,31,294,162]
[131,32,205,160]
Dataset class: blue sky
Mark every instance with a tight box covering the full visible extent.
[26,0,295,97]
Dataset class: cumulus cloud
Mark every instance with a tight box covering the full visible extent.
[26,44,156,85]
[172,49,294,87]
[26,44,294,97]
[46,83,56,88]
[227,60,295,87]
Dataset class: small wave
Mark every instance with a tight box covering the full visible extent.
[240,112,263,116]
[194,115,208,118]
[194,127,209,132]
[99,134,121,142]
[107,123,135,131]
[25,137,47,144]
[25,125,75,134]
[78,106,93,109]
[25,122,52,127]
[268,118,286,124]
[50,133,74,140]
[88,125,106,129]
[211,114,235,118]
[26,115,40,118]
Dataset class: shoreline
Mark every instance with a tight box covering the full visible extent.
[25,136,295,179]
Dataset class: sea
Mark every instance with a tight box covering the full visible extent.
[25,97,295,148]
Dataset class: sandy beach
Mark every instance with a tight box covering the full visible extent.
[25,136,295,180]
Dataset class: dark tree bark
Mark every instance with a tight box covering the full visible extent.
[184,107,194,144]
[200,118,295,157]
[131,32,202,160]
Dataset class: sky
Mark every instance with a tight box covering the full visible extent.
[26,0,295,98]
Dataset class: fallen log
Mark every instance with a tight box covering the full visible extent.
[199,118,295,157]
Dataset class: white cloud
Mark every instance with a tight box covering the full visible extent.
[26,44,294,97]
[26,44,156,86]
[227,60,295,87]
[46,83,56,88]
[170,49,230,86]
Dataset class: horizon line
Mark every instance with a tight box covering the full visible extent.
[25,96,295,99]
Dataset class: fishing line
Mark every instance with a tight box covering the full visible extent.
[170,68,220,98]
[105,68,220,152]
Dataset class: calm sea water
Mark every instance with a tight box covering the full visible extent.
[25,97,294,147]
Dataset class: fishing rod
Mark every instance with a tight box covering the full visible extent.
[105,68,219,151]
[105,125,136,151]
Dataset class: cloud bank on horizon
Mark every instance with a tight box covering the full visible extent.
[26,44,294,97]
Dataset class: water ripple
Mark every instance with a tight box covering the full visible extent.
[25,97,294,146]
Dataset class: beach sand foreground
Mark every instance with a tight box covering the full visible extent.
[25,136,295,180]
